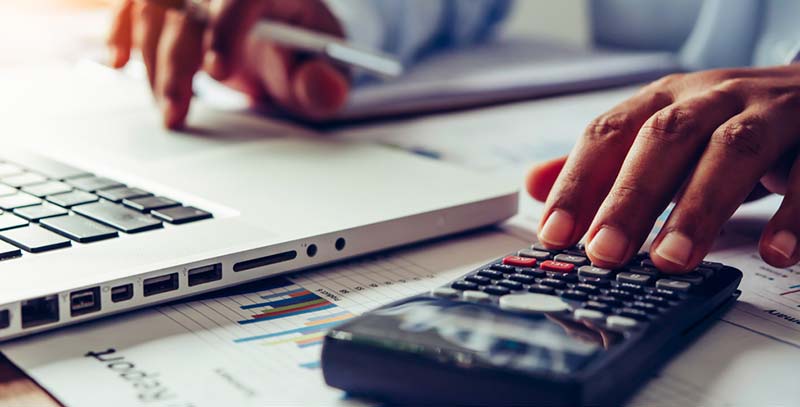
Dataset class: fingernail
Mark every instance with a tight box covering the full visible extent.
[655,231,693,267]
[539,209,575,246]
[587,226,629,263]
[769,230,796,259]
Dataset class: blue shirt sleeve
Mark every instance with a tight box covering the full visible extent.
[325,0,512,64]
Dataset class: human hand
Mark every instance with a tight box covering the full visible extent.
[107,0,350,129]
[526,64,800,273]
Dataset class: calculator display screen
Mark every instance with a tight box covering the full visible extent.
[353,298,608,375]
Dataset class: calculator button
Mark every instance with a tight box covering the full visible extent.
[549,272,578,283]
[574,308,605,321]
[584,301,611,312]
[490,263,518,274]
[518,249,550,260]
[499,293,570,313]
[695,267,715,279]
[655,289,681,300]
[483,285,511,296]
[607,315,639,330]
[619,308,649,321]
[618,282,644,293]
[631,301,659,314]
[497,280,524,291]
[628,266,660,277]
[561,290,589,301]
[700,260,724,271]
[574,283,599,294]
[502,256,537,268]
[531,243,555,253]
[656,279,692,292]
[578,265,613,279]
[518,268,546,278]
[642,295,670,307]
[452,280,479,291]
[669,273,704,285]
[608,289,634,301]
[553,254,588,266]
[462,290,491,303]
[465,275,491,285]
[528,285,556,295]
[594,296,622,307]
[508,273,536,284]
[539,278,566,289]
[431,287,459,298]
[617,272,653,285]
[477,269,504,279]
[579,276,610,288]
[540,260,574,273]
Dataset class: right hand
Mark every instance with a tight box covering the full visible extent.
[107,0,351,129]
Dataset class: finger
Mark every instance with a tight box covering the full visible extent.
[244,37,296,108]
[584,93,741,268]
[537,87,674,248]
[652,106,800,272]
[107,0,134,68]
[204,0,267,80]
[760,153,800,267]
[133,1,167,89]
[526,156,567,202]
[156,9,204,129]
[291,59,349,120]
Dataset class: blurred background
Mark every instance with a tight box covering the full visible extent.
[0,0,591,72]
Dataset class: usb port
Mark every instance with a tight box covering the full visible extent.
[111,284,134,303]
[21,296,59,328]
[188,264,222,287]
[70,287,101,316]
[0,309,9,329]
[143,273,179,297]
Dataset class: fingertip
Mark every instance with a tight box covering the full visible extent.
[162,99,188,130]
[203,52,228,80]
[526,156,568,202]
[759,229,798,268]
[108,46,129,69]
[293,60,349,119]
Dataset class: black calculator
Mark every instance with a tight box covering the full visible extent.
[321,244,742,406]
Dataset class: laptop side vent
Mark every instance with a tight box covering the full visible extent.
[233,250,298,272]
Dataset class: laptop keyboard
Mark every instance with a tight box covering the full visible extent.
[0,152,212,259]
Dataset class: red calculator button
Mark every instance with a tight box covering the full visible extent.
[502,256,537,268]
[540,260,575,273]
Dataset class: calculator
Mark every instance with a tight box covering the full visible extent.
[320,244,742,406]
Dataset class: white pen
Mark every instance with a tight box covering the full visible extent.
[150,0,404,78]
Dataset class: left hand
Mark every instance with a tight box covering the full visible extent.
[526,64,800,273]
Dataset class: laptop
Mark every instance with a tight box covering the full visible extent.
[0,64,518,341]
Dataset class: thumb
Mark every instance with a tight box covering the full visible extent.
[292,59,349,120]
[526,155,568,202]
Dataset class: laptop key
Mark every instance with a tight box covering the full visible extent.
[123,196,181,213]
[151,206,212,224]
[0,193,41,210]
[14,204,69,222]
[67,176,124,192]
[22,181,73,197]
[0,225,71,253]
[46,190,99,208]
[0,213,28,231]
[0,240,21,260]
[2,172,48,188]
[97,187,152,203]
[9,153,90,180]
[40,215,119,243]
[73,201,162,233]
[0,163,23,178]
[0,185,17,197]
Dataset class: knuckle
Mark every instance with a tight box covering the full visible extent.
[711,117,767,158]
[651,73,685,88]
[639,108,698,144]
[715,78,750,93]
[584,112,635,145]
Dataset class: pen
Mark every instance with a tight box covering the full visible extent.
[147,0,404,78]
